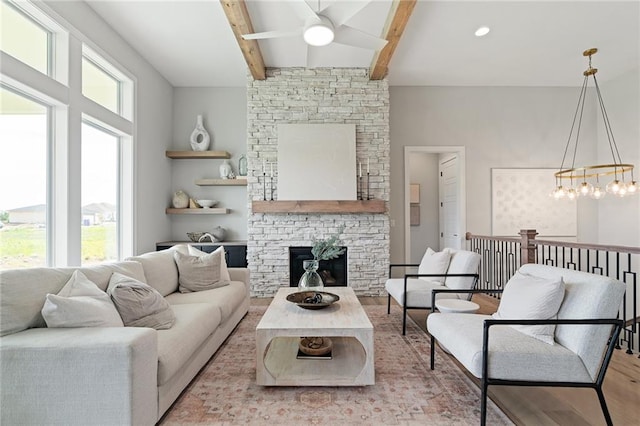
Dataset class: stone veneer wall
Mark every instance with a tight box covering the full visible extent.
[247,68,390,297]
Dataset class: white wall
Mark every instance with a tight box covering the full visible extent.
[390,86,599,263]
[409,153,439,262]
[44,0,174,254]
[597,68,640,247]
[170,87,248,242]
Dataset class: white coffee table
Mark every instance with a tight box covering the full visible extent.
[435,298,480,314]
[256,287,374,386]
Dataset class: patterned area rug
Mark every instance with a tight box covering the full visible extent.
[160,305,513,425]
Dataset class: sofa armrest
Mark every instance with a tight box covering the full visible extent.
[229,267,250,292]
[0,327,158,426]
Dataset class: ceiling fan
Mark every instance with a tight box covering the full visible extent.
[241,0,388,51]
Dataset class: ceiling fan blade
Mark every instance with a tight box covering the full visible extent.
[242,28,302,40]
[322,1,370,27]
[288,0,322,25]
[333,25,388,51]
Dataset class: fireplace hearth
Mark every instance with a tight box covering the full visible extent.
[289,246,348,287]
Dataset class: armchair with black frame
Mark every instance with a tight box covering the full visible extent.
[385,248,481,335]
[427,264,625,426]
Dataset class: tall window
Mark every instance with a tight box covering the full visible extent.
[1,1,135,269]
[0,0,50,75]
[0,86,49,269]
[81,122,119,265]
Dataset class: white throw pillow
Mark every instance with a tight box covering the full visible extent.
[107,272,176,329]
[492,271,565,345]
[188,245,231,282]
[41,270,124,328]
[174,250,230,293]
[417,247,451,284]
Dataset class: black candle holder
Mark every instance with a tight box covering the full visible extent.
[366,172,371,200]
[262,173,267,201]
[358,176,363,200]
[269,176,274,201]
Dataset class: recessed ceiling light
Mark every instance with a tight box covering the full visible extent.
[475,26,490,37]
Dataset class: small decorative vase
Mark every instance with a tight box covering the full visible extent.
[238,154,248,176]
[172,190,189,208]
[219,159,232,179]
[189,115,210,151]
[211,226,226,242]
[298,259,324,290]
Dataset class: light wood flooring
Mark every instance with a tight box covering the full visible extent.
[252,295,640,425]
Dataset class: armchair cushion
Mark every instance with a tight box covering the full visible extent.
[418,248,451,284]
[443,249,481,298]
[427,313,592,382]
[385,278,458,308]
[492,271,565,344]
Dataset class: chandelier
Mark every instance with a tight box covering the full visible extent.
[551,48,637,200]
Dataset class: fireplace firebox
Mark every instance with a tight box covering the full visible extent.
[289,246,347,287]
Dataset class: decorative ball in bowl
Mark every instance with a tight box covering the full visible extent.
[299,337,332,356]
[196,199,217,208]
[186,232,205,242]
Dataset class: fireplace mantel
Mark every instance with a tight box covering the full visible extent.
[252,200,385,214]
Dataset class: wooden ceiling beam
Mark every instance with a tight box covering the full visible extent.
[369,0,417,80]
[220,0,266,80]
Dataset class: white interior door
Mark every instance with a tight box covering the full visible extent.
[439,156,461,249]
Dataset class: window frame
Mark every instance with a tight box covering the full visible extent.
[0,0,136,267]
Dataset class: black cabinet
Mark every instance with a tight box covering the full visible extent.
[156,242,247,268]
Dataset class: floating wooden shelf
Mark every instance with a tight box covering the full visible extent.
[195,178,247,186]
[166,208,230,215]
[251,200,385,214]
[166,150,230,159]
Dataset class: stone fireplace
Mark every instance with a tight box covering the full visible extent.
[246,68,390,297]
[289,246,348,287]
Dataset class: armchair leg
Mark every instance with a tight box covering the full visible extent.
[480,377,488,426]
[595,386,614,426]
[402,304,407,335]
[387,294,391,314]
[430,335,435,370]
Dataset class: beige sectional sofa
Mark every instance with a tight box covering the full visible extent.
[0,245,250,425]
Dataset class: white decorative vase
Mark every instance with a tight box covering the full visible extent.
[189,115,210,151]
[219,159,232,179]
[172,190,189,208]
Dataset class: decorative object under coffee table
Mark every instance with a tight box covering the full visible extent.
[256,287,374,386]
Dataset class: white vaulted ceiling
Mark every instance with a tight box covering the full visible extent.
[85,0,640,87]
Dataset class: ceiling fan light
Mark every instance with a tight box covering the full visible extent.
[304,16,334,46]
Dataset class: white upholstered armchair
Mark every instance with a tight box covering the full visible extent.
[385,248,481,334]
[427,264,625,426]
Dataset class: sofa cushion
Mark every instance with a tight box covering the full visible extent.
[174,250,229,293]
[126,245,188,297]
[156,303,221,386]
[165,281,247,323]
[0,261,145,336]
[417,248,451,284]
[492,271,565,345]
[107,272,176,330]
[42,271,124,328]
[384,278,457,308]
[443,249,481,298]
[188,245,231,282]
[427,312,592,382]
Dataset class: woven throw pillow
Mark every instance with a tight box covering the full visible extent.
[417,247,451,284]
[107,272,176,329]
[174,250,229,293]
[187,245,231,282]
[41,270,124,328]
[493,271,565,345]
